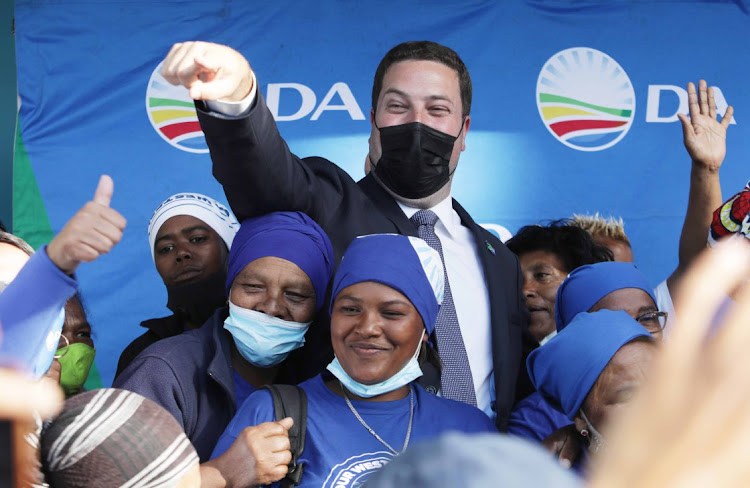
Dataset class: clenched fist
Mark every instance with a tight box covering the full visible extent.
[202,417,294,488]
[161,41,254,102]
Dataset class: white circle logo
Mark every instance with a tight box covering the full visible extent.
[536,47,635,151]
[146,62,208,153]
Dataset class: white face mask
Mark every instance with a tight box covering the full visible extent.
[326,334,424,398]
[223,300,311,367]
[580,409,607,453]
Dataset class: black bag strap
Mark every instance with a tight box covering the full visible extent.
[261,385,307,487]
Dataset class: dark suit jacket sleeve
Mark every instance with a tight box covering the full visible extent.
[112,354,192,436]
[196,93,351,227]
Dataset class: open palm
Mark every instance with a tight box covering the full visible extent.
[677,80,733,171]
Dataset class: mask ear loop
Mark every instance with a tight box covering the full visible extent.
[54,334,70,359]
[411,329,428,361]
[579,408,606,452]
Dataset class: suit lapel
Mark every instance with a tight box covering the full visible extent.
[452,199,510,423]
[358,173,418,237]
[452,200,497,278]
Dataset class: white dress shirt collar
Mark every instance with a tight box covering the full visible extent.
[397,195,461,239]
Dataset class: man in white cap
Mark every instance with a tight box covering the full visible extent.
[115,192,238,377]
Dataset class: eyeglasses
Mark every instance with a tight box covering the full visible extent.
[635,311,668,334]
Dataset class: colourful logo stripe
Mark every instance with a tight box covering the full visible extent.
[150,109,197,124]
[539,93,632,118]
[149,97,195,109]
[550,119,627,137]
[541,106,597,119]
[160,121,203,140]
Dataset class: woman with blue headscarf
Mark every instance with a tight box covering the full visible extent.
[555,261,666,337]
[211,234,496,487]
[508,261,665,444]
[527,310,656,473]
[114,212,334,463]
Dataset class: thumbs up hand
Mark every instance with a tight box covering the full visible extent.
[47,175,127,274]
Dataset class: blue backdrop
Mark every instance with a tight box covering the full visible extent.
[14,0,750,386]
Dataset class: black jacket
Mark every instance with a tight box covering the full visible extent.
[115,314,185,380]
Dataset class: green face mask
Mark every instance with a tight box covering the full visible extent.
[55,343,96,397]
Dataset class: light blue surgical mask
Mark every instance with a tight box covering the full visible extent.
[223,301,311,367]
[327,335,424,398]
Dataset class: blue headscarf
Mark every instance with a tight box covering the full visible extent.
[226,212,334,311]
[555,261,656,331]
[527,309,653,420]
[331,234,444,335]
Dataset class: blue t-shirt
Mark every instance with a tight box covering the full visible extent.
[507,391,571,442]
[212,374,497,487]
[232,369,257,408]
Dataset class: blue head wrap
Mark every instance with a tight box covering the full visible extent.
[555,262,656,331]
[331,234,444,335]
[226,212,334,311]
[527,309,653,420]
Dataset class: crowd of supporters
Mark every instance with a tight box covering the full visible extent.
[2,39,749,488]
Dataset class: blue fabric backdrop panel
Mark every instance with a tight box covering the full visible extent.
[15,0,750,386]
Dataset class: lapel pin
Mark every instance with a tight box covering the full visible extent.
[485,241,496,255]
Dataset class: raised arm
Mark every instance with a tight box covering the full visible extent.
[0,176,125,377]
[160,41,347,224]
[667,80,733,294]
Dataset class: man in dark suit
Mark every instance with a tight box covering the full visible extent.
[161,40,533,430]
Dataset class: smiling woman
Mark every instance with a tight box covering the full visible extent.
[113,211,335,463]
[211,234,497,487]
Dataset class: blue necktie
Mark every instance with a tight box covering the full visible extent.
[410,209,477,406]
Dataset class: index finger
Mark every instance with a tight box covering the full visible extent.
[93,175,113,207]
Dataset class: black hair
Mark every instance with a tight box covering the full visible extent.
[372,41,472,117]
[418,341,442,376]
[506,219,613,272]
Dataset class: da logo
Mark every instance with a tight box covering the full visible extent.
[537,47,635,151]
[146,62,208,153]
[322,452,393,487]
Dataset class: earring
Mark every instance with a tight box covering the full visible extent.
[580,429,589,438]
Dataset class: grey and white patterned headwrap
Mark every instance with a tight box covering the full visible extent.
[41,389,198,488]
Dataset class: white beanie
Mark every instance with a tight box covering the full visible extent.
[147,193,239,260]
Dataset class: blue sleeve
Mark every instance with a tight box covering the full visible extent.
[465,407,500,434]
[507,393,572,442]
[0,246,77,377]
[211,389,276,459]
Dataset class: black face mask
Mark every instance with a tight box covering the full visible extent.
[373,120,463,200]
[166,270,228,327]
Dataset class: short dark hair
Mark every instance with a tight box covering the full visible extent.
[372,41,472,117]
[506,219,613,273]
